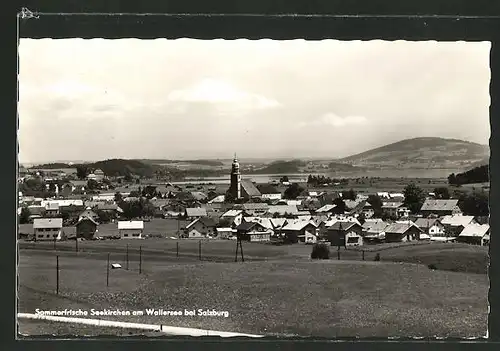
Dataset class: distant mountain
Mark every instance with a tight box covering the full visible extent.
[339,137,489,169]
[249,160,307,174]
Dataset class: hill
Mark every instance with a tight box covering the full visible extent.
[449,164,489,185]
[79,159,157,178]
[340,137,489,169]
[249,160,307,174]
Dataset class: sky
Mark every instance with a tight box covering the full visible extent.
[18,39,491,164]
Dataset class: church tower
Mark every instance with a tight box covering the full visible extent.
[229,154,241,200]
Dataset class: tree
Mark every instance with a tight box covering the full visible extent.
[283,183,304,200]
[403,182,426,214]
[357,213,366,225]
[342,188,356,200]
[332,198,347,214]
[19,207,31,224]
[433,187,450,199]
[458,191,489,217]
[87,179,99,190]
[114,192,123,203]
[76,165,89,180]
[367,194,383,217]
[280,176,289,183]
[96,209,111,223]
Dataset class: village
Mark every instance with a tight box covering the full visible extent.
[17,156,490,249]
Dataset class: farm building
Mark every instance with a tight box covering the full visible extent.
[326,221,364,247]
[79,207,99,222]
[361,220,388,242]
[76,217,99,240]
[384,222,423,243]
[440,215,477,236]
[184,217,217,239]
[241,179,262,200]
[281,220,318,244]
[184,207,208,219]
[457,223,490,245]
[118,221,144,239]
[216,227,236,239]
[235,221,272,242]
[381,202,405,218]
[414,218,445,237]
[242,217,274,232]
[220,209,244,227]
[420,199,462,217]
[33,218,65,241]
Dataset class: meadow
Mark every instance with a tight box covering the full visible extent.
[17,248,488,338]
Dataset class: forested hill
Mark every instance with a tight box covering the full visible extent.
[448,165,489,185]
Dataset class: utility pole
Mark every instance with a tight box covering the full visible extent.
[56,255,59,295]
[126,244,129,270]
[106,253,110,287]
[75,233,79,252]
[139,246,142,274]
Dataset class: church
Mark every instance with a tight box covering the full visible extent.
[228,155,261,202]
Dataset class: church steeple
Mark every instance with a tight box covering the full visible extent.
[230,153,241,200]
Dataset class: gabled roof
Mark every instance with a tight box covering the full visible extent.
[459,223,490,237]
[282,219,317,231]
[208,195,226,203]
[33,218,63,229]
[221,209,243,217]
[362,221,389,233]
[190,192,208,201]
[270,218,287,229]
[316,204,337,213]
[420,199,459,212]
[186,216,217,229]
[267,205,299,215]
[382,202,404,209]
[414,218,443,228]
[77,217,99,226]
[118,221,144,230]
[241,203,269,211]
[235,221,264,231]
[243,217,274,230]
[344,199,364,210]
[327,221,360,231]
[385,222,422,234]
[441,215,475,227]
[241,179,261,197]
[185,207,208,217]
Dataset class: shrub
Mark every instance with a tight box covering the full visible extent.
[374,253,381,261]
[428,264,438,270]
[311,243,330,260]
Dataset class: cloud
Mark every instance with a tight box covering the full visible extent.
[166,78,281,115]
[299,113,369,128]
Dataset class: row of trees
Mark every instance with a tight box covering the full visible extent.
[307,175,349,186]
[448,165,489,186]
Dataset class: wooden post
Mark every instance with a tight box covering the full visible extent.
[176,242,179,258]
[235,236,239,262]
[53,237,56,250]
[126,244,129,270]
[56,255,59,295]
[239,238,244,262]
[199,240,202,261]
[337,246,340,260]
[362,250,365,261]
[139,246,142,274]
[106,253,110,287]
[75,234,79,252]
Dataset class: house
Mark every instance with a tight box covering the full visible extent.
[208,195,225,204]
[361,219,388,242]
[220,209,244,227]
[381,202,404,218]
[33,218,65,241]
[344,199,364,213]
[261,193,282,201]
[92,194,116,202]
[184,217,217,239]
[241,179,262,200]
[79,207,99,222]
[457,223,490,245]
[482,234,490,246]
[191,192,208,202]
[184,207,208,219]
[269,218,288,233]
[76,217,99,240]
[239,203,269,216]
[216,227,237,239]
[242,216,274,231]
[414,218,445,237]
[326,221,364,247]
[440,215,477,236]
[420,199,462,217]
[281,220,318,244]
[235,221,272,242]
[318,216,361,239]
[360,202,375,219]
[384,222,423,243]
[44,202,60,217]
[94,169,105,181]
[118,221,144,239]
[27,205,45,219]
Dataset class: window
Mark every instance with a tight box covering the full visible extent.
[37,234,43,238]
[132,233,139,237]
[46,235,51,238]
[124,234,129,237]
[347,237,359,244]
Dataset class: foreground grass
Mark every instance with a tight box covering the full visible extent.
[18,251,488,338]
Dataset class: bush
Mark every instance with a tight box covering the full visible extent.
[374,253,381,261]
[311,243,330,260]
[428,264,437,270]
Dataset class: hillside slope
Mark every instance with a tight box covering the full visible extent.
[340,137,489,169]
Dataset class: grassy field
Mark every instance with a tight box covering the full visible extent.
[18,250,488,338]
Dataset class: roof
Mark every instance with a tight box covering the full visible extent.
[414,218,442,228]
[216,227,236,232]
[241,203,269,211]
[316,205,336,213]
[33,218,63,229]
[286,200,302,206]
[243,217,274,230]
[208,195,226,203]
[441,215,475,227]
[190,192,208,201]
[241,179,261,197]
[420,199,459,212]
[322,216,361,228]
[236,221,261,231]
[282,219,317,231]
[221,209,243,217]
[186,216,217,229]
[459,223,490,237]
[384,222,422,234]
[185,207,208,217]
[118,221,144,230]
[45,202,60,210]
[362,221,389,233]
[344,199,364,210]
[77,217,99,226]
[382,202,404,209]
[328,221,360,231]
[270,218,287,229]
[267,205,299,215]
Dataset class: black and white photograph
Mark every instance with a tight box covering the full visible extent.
[17,38,490,338]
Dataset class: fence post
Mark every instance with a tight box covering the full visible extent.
[199,240,202,261]
[56,255,59,295]
[75,234,79,252]
[176,242,179,258]
[337,246,340,260]
[106,253,110,287]
[126,244,129,270]
[139,246,142,274]
[53,238,56,251]
[362,250,365,261]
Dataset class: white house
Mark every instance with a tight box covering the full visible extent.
[216,227,237,239]
[33,218,65,241]
[440,215,477,236]
[220,209,244,227]
[457,223,490,245]
[261,193,282,201]
[281,220,318,244]
[184,217,217,239]
[118,221,144,239]
[414,218,445,237]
